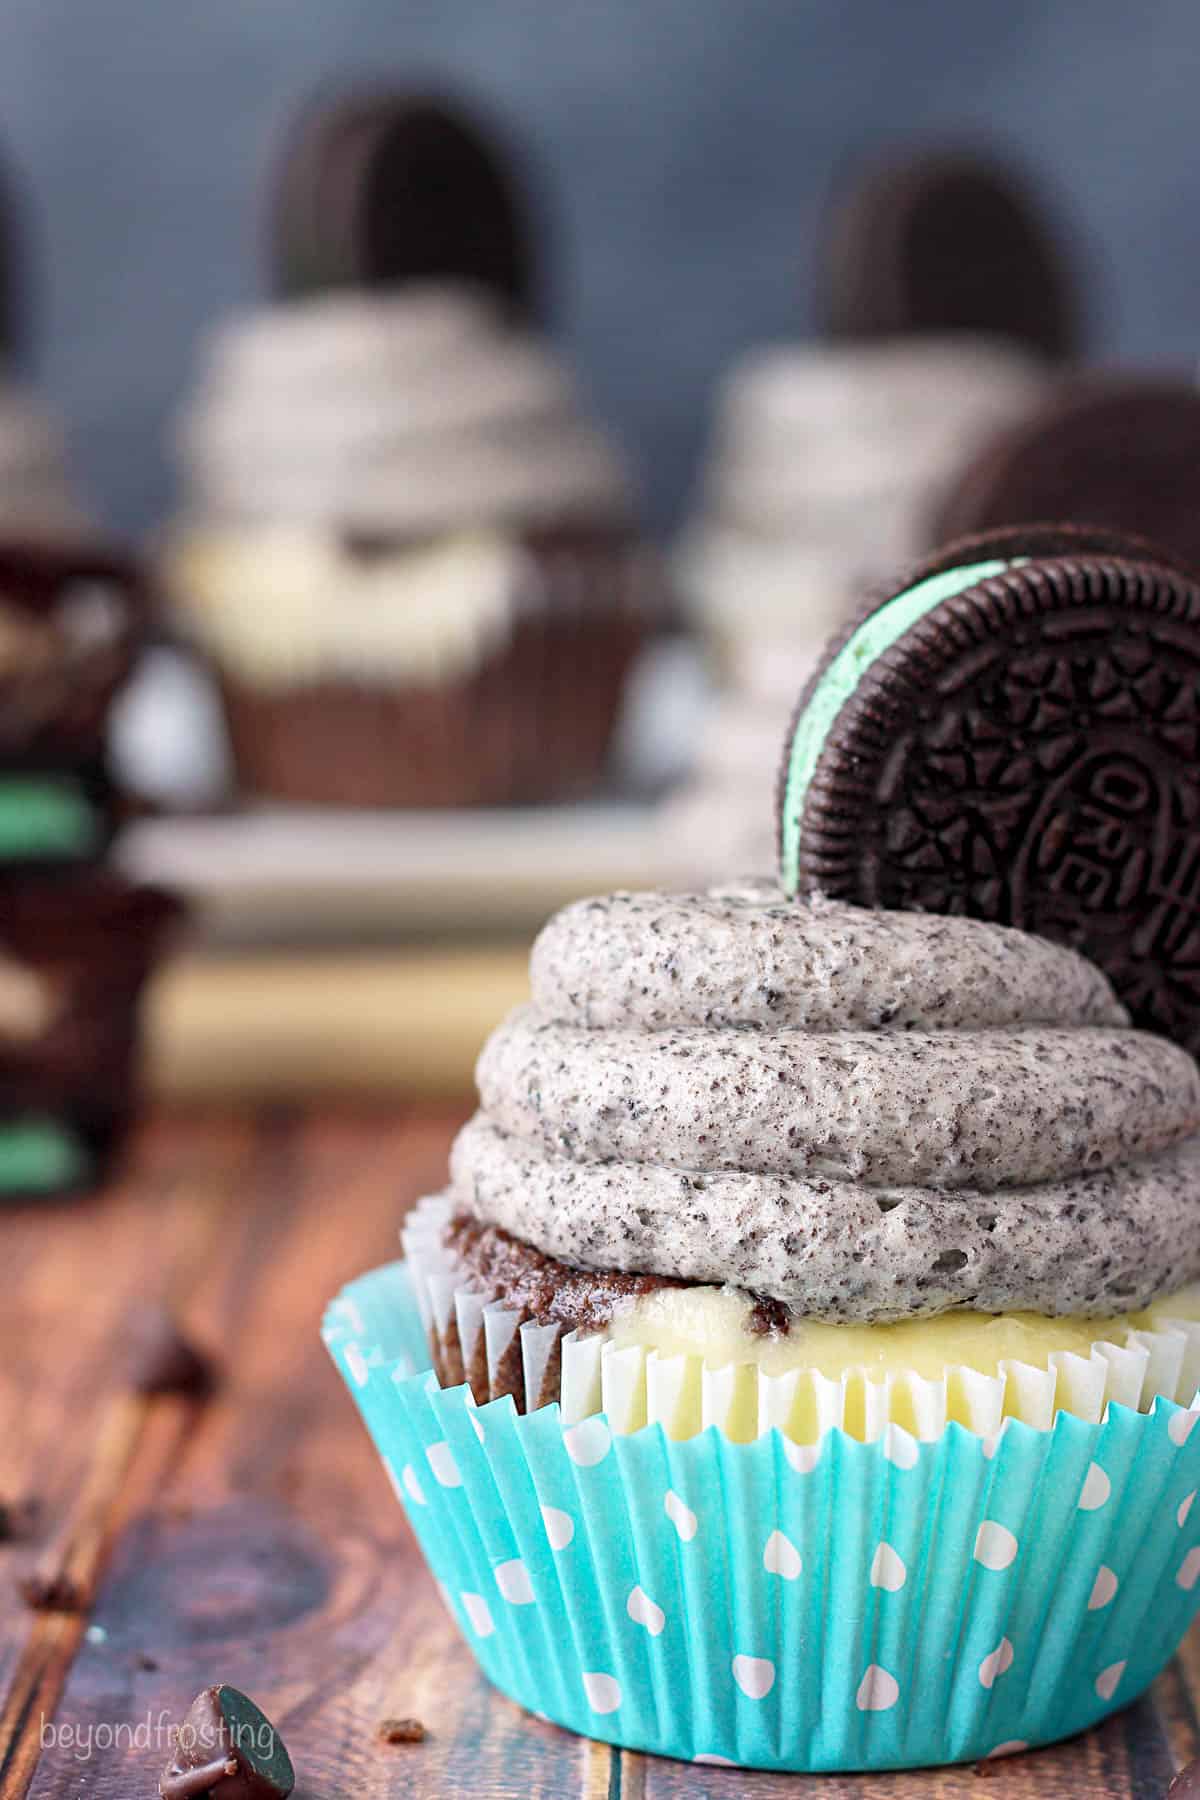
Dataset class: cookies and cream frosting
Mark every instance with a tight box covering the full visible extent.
[167,285,630,685]
[446,881,1200,1323]
[680,335,1046,638]
[175,286,627,532]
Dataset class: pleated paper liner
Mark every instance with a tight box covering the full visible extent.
[400,1193,1200,1442]
[325,1258,1200,1772]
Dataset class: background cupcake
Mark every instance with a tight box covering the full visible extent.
[0,542,181,1197]
[666,148,1079,880]
[164,89,653,809]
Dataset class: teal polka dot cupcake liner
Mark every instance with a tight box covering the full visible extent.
[324,1260,1200,1773]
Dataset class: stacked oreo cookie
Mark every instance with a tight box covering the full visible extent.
[0,543,180,1197]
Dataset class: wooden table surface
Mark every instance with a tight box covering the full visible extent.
[2,1107,1198,1799]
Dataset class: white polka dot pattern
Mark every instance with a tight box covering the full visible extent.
[664,1489,698,1541]
[763,1530,802,1580]
[974,1521,1018,1571]
[1078,1463,1111,1510]
[869,1542,907,1592]
[582,1672,621,1714]
[732,1654,776,1700]
[626,1585,666,1636]
[856,1665,900,1712]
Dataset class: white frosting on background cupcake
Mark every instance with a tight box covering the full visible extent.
[174,284,627,534]
[167,284,631,685]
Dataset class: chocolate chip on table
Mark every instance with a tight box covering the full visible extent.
[378,1716,427,1743]
[1169,1758,1200,1797]
[18,1570,85,1612]
[128,1305,216,1398]
[159,1686,294,1800]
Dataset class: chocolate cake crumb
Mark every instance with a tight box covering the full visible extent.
[445,1212,687,1333]
[378,1716,426,1744]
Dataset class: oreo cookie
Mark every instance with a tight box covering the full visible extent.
[930,374,1200,573]
[818,148,1081,361]
[268,87,538,315]
[777,526,1200,1051]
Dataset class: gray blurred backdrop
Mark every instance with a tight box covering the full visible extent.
[3,0,1199,538]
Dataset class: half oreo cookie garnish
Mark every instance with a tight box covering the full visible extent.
[778,525,1200,1051]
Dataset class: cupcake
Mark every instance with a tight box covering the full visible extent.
[328,527,1200,1771]
[0,541,148,869]
[669,147,1075,881]
[165,91,651,808]
[0,876,178,1196]
[0,542,181,1196]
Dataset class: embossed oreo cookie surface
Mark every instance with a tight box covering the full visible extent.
[779,540,1200,1053]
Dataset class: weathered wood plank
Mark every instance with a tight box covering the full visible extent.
[0,1117,256,1712]
[7,1106,596,1798]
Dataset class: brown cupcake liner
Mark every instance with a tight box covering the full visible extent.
[0,873,184,1172]
[212,527,655,808]
[0,538,148,763]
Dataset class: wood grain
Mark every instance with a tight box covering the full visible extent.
[2,1107,1199,1798]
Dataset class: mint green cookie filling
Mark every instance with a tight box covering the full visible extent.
[780,558,1026,894]
[0,778,100,861]
[0,1119,90,1196]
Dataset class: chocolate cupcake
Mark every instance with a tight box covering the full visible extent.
[0,876,180,1196]
[328,526,1200,1773]
[0,541,146,869]
[166,91,651,808]
[0,540,180,1196]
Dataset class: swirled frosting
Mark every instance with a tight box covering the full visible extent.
[448,881,1200,1321]
[173,285,627,534]
[167,285,630,685]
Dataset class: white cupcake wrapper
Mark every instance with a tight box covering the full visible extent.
[402,1194,1200,1442]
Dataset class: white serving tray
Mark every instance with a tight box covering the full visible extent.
[117,800,686,944]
